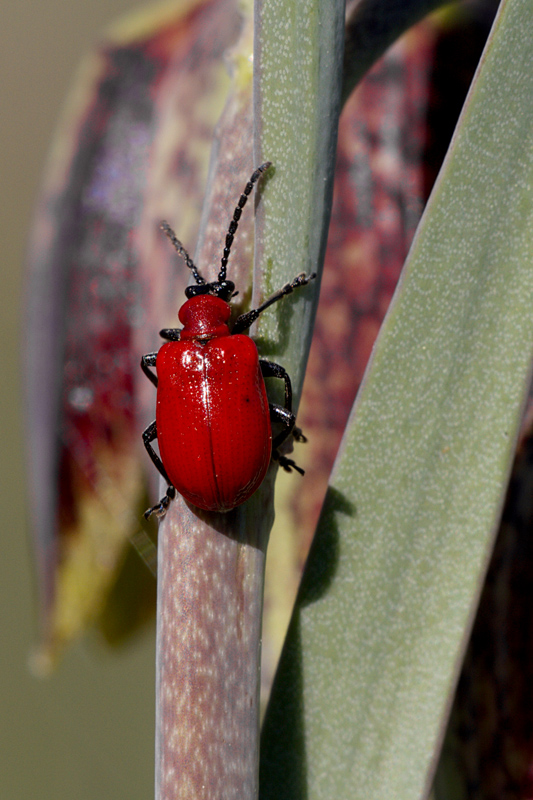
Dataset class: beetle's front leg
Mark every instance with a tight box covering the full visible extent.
[141,353,157,389]
[142,420,176,519]
[141,352,158,387]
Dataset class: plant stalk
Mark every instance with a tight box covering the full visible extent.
[155,492,273,800]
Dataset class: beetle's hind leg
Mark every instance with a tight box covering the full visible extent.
[142,420,176,519]
[290,423,307,444]
[276,453,305,475]
[269,404,305,476]
[261,358,307,473]
[144,485,176,520]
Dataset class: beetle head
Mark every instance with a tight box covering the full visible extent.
[184,279,235,302]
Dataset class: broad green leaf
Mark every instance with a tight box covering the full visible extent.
[260,1,533,798]
[253,0,345,394]
[342,0,451,103]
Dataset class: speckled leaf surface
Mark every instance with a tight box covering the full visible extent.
[253,0,345,394]
[261,11,449,707]
[434,413,533,798]
[260,0,533,797]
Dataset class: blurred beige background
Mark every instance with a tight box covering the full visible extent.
[1,1,157,797]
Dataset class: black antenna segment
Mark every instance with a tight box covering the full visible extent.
[218,161,272,283]
[160,221,206,286]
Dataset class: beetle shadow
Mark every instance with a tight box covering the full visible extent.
[295,485,354,606]
[186,493,275,554]
[259,486,356,800]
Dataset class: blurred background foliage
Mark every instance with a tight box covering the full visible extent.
[1,3,154,798]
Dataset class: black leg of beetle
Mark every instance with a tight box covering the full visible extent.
[142,420,170,484]
[142,421,177,519]
[232,271,317,335]
[276,454,305,475]
[292,426,307,443]
[270,403,295,449]
[218,162,272,283]
[160,221,206,286]
[260,359,292,412]
[141,352,158,387]
[144,485,176,520]
[262,360,306,444]
[269,404,304,475]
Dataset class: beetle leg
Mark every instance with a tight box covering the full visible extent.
[263,360,308,446]
[142,422,177,518]
[232,272,316,334]
[141,352,158,387]
[261,360,306,443]
[260,359,292,411]
[292,426,307,443]
[269,403,295,448]
[275,453,305,476]
[269,404,304,475]
[144,485,176,520]
[142,420,171,484]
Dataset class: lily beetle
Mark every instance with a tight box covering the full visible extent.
[141,162,315,517]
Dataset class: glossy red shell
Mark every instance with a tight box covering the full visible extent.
[155,295,272,512]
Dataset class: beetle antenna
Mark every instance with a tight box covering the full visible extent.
[161,221,206,285]
[218,161,272,283]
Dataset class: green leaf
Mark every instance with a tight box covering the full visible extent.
[342,0,450,103]
[260,0,533,797]
[254,0,346,393]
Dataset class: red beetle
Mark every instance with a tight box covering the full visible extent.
[141,163,315,517]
